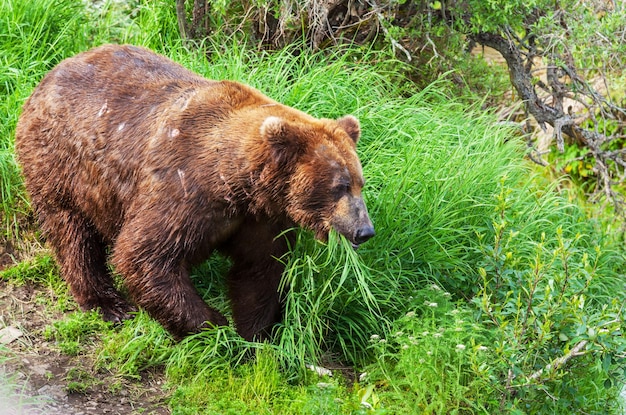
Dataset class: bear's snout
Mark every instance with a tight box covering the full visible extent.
[355,224,375,245]
[349,214,375,249]
[330,195,375,249]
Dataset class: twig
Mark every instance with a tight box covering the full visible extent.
[423,35,440,65]
[500,368,515,410]
[553,116,575,152]
[367,0,412,61]
[527,340,588,382]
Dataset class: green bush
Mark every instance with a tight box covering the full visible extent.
[364,286,497,413]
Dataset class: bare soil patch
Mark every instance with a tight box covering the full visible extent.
[0,279,170,415]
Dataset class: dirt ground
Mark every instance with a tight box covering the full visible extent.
[0,279,170,415]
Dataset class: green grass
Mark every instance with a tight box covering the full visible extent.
[1,0,625,413]
[0,0,90,237]
[43,310,113,356]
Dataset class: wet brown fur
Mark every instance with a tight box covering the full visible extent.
[15,44,373,340]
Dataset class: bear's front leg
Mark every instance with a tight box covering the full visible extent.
[221,217,295,341]
[112,215,228,339]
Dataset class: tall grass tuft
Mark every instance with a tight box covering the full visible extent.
[276,232,387,373]
[0,0,94,238]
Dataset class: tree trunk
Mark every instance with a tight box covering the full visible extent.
[176,0,189,40]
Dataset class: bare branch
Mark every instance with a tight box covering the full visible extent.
[472,30,626,217]
[367,0,412,61]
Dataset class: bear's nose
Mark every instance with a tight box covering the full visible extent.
[355,225,375,245]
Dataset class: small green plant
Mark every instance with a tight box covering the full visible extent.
[44,311,112,356]
[95,312,172,380]
[65,367,97,394]
[1,255,57,285]
[362,285,497,413]
[1,254,76,313]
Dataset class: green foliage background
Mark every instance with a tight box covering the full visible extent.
[1,0,625,414]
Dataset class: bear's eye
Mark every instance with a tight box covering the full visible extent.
[332,180,350,199]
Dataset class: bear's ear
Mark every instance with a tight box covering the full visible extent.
[337,115,361,143]
[261,116,306,166]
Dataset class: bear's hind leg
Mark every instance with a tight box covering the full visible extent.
[39,207,135,322]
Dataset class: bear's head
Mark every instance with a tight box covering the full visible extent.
[260,114,375,248]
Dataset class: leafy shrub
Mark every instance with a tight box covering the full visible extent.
[364,285,497,413]
[471,178,626,413]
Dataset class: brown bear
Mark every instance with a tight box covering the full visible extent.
[15,44,374,341]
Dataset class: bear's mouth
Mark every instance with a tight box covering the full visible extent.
[317,223,374,250]
[349,225,375,249]
[346,234,368,250]
[315,228,360,249]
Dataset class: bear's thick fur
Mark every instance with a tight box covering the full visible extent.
[15,44,374,340]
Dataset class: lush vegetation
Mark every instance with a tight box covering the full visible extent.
[180,0,626,218]
[1,0,625,413]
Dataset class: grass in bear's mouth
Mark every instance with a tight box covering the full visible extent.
[1,0,625,414]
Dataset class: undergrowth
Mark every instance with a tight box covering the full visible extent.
[0,0,624,414]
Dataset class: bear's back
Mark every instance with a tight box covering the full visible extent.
[14,45,224,240]
[15,44,297,243]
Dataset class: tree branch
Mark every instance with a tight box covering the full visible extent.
[367,0,412,61]
[472,30,626,216]
[527,340,588,382]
